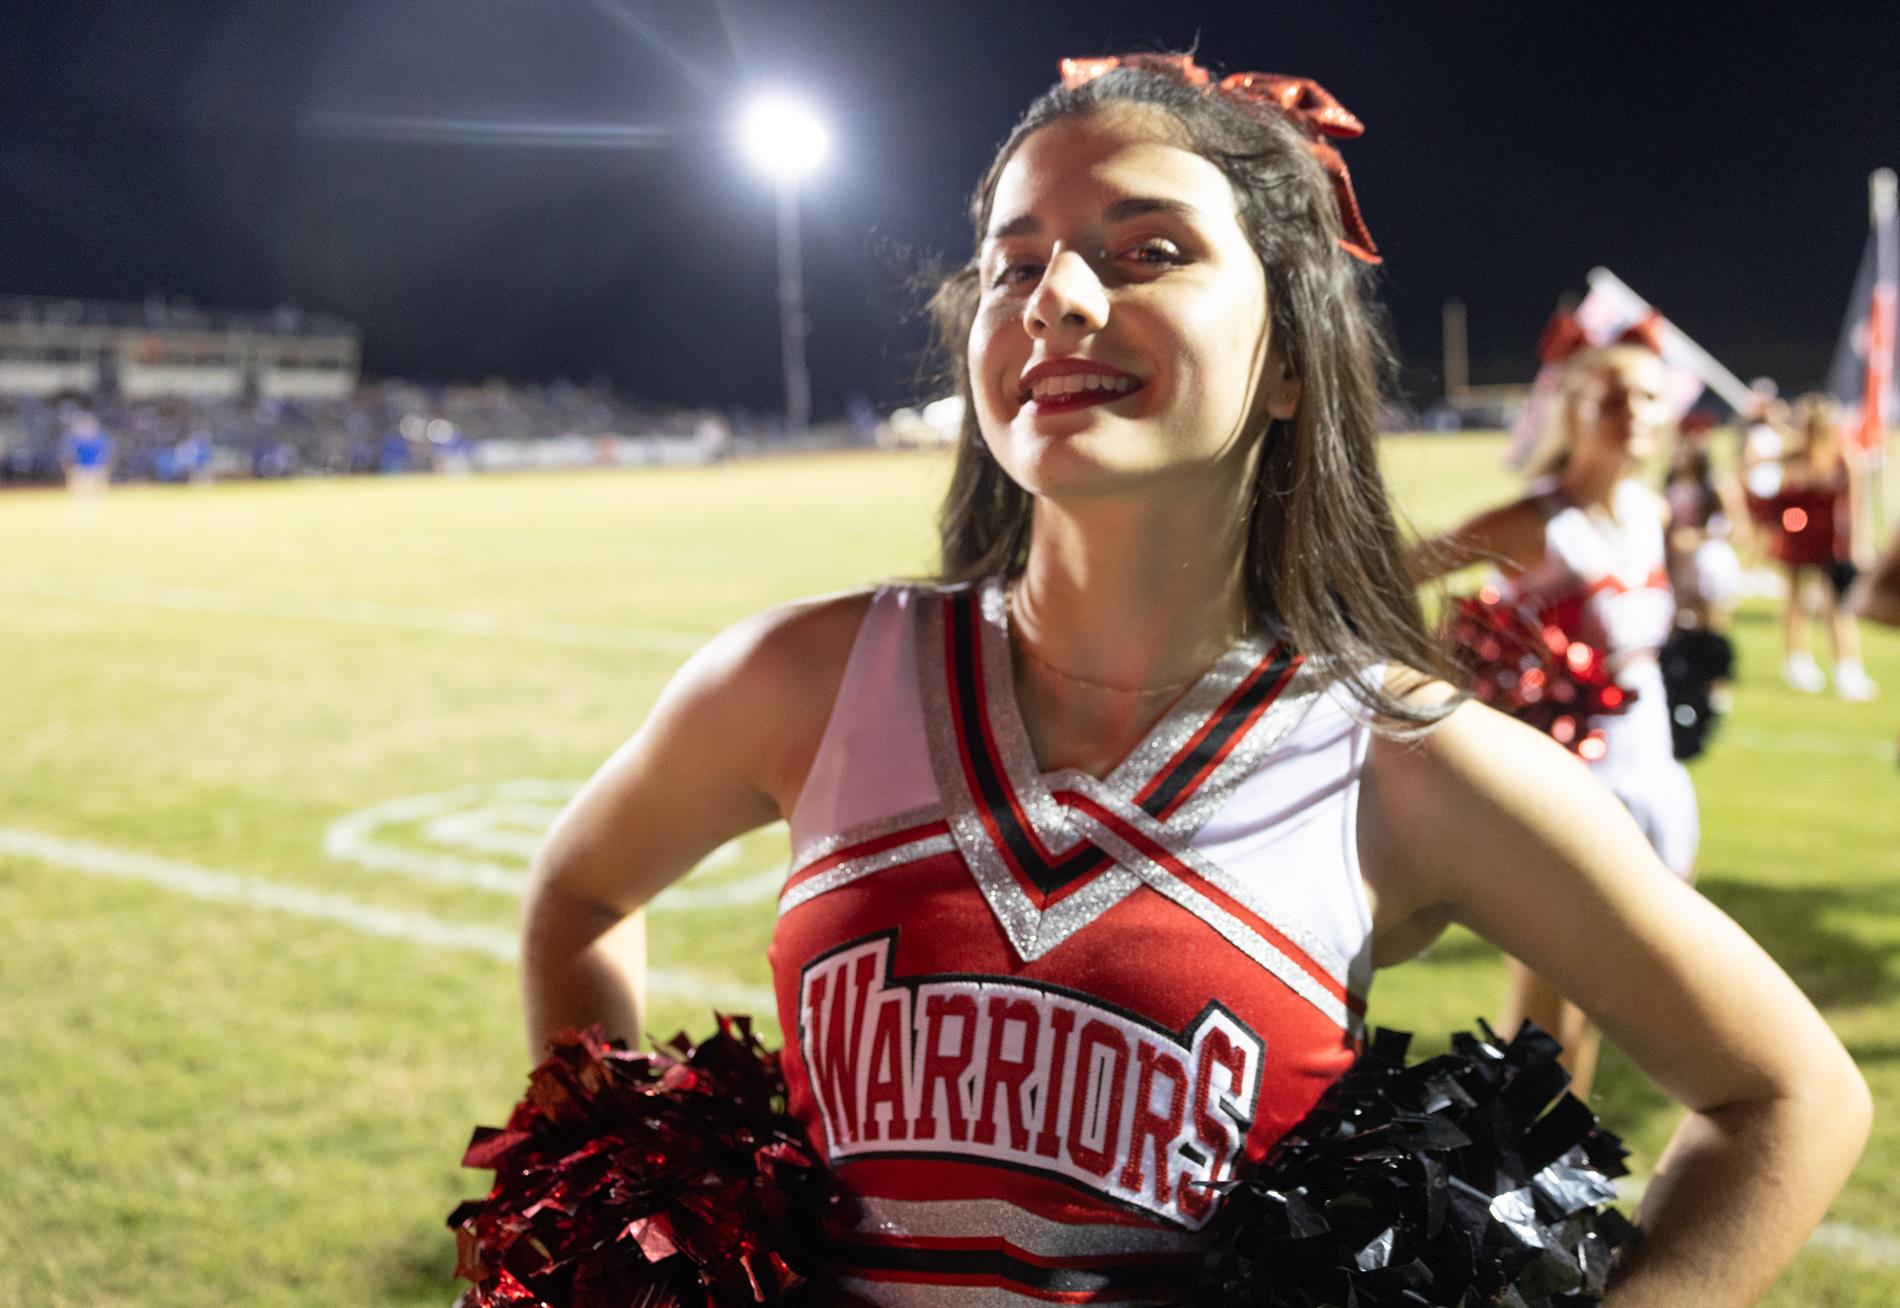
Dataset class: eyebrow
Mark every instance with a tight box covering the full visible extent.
[985,195,1205,242]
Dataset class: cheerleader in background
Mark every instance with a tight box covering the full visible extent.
[1664,413,1747,636]
[1773,394,1877,700]
[1660,416,1747,754]
[1409,329,1696,1097]
[1736,387,1792,573]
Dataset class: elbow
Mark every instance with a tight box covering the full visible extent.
[1831,1051,1874,1155]
[521,849,628,958]
[1783,1037,1873,1174]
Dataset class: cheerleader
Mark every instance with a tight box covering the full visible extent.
[1663,416,1746,636]
[519,55,1864,1304]
[1773,394,1877,700]
[1408,331,1699,1097]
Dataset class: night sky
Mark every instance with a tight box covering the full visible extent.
[4,1,1897,416]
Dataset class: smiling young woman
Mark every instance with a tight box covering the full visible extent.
[515,55,1866,1306]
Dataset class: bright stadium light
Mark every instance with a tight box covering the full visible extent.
[738,92,829,180]
[737,92,830,435]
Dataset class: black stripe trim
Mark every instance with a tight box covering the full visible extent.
[948,591,1115,897]
[1139,645,1296,820]
[828,1240,1190,1294]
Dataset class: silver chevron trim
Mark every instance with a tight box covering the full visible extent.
[777,831,959,917]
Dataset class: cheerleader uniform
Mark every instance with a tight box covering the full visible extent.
[1769,469,1853,593]
[1501,480,1699,878]
[770,578,1377,1305]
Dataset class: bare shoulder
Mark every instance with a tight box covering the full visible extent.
[713,586,877,693]
[1363,674,1599,861]
[684,587,881,809]
[1357,671,1623,956]
[531,587,883,915]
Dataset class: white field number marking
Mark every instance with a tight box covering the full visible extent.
[322,779,788,909]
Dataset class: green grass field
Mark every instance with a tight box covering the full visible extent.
[2,439,1896,1306]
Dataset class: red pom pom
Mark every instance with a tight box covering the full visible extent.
[1449,594,1635,756]
[448,1015,851,1307]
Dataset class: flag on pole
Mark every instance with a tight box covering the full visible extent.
[1504,269,1751,468]
[1828,169,1897,458]
[1575,268,1755,414]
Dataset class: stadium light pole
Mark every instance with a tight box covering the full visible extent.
[738,93,828,436]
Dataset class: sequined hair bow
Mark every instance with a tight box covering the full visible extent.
[1538,307,1666,366]
[1615,311,1666,355]
[1059,52,1381,265]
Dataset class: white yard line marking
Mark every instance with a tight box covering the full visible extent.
[1721,727,1892,762]
[0,577,709,655]
[1807,1221,1900,1267]
[0,826,778,1013]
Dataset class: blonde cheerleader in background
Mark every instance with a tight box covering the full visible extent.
[1409,327,1697,1098]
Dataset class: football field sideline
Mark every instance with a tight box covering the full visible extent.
[3,448,1895,1306]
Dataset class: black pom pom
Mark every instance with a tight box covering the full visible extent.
[1660,627,1734,761]
[1196,1022,1635,1307]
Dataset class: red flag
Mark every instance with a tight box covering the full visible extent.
[1829,169,1897,456]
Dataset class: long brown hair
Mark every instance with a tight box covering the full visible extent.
[1792,392,1843,477]
[927,61,1450,727]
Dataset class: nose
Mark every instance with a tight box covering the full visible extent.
[1023,248,1108,340]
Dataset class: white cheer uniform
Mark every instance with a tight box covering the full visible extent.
[1500,479,1699,878]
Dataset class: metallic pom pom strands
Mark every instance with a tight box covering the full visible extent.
[1197,1022,1636,1307]
[1448,589,1634,760]
[447,1019,847,1307]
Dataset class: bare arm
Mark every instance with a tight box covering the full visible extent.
[1404,500,1547,585]
[1713,471,1753,553]
[520,593,866,1058]
[1362,699,1869,1307]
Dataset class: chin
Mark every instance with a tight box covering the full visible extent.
[1002,431,1156,500]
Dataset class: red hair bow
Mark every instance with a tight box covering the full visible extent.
[1536,310,1590,365]
[1059,53,1381,265]
[1616,311,1666,356]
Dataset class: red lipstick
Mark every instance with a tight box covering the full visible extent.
[1017,357,1144,414]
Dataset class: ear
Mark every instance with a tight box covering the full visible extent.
[1264,360,1302,422]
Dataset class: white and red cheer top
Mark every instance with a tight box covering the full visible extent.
[1497,478,1698,877]
[1501,478,1675,666]
[768,578,1378,1304]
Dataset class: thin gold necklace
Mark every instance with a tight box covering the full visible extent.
[1005,585,1232,698]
